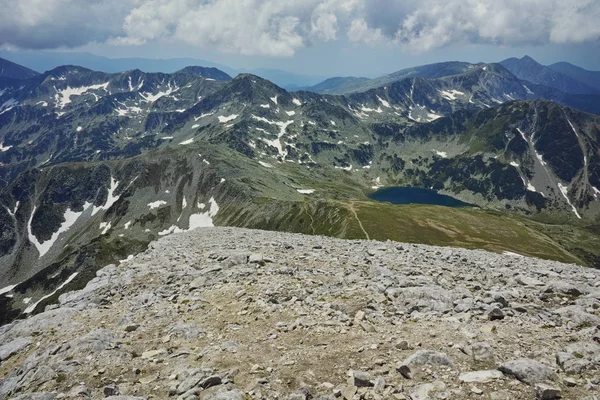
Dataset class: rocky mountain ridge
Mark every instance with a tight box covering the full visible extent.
[0,58,39,81]
[500,56,600,95]
[0,227,599,400]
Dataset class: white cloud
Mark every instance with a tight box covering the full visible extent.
[0,0,598,56]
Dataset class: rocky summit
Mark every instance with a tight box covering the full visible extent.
[1,227,599,400]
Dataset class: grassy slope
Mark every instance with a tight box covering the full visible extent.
[347,201,587,265]
[206,147,600,268]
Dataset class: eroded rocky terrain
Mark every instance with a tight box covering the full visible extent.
[1,227,599,399]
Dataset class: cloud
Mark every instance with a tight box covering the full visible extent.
[0,0,599,56]
[0,0,130,49]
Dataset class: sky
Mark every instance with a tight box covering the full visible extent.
[1,0,600,78]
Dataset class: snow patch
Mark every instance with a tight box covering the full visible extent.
[218,114,238,123]
[251,115,294,157]
[557,183,581,219]
[91,177,120,216]
[180,138,194,145]
[510,161,519,167]
[292,98,302,106]
[194,112,213,121]
[28,206,83,258]
[140,83,178,103]
[148,200,167,210]
[371,176,383,189]
[297,189,315,194]
[285,110,295,116]
[260,104,270,108]
[55,83,109,108]
[0,284,18,295]
[433,150,448,158]
[439,89,464,101]
[567,119,586,166]
[99,222,111,235]
[76,126,82,132]
[270,95,278,105]
[503,251,523,258]
[0,142,12,152]
[24,272,79,314]
[377,96,390,108]
[124,220,132,230]
[259,161,274,168]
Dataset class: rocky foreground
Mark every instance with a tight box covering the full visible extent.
[1,227,599,400]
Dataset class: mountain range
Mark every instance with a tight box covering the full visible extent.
[0,51,329,89]
[2,55,600,324]
[303,56,600,97]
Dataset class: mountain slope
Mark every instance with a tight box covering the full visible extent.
[306,61,475,95]
[549,61,600,92]
[0,57,39,80]
[500,56,599,95]
[3,64,600,322]
[302,76,371,95]
[0,227,598,400]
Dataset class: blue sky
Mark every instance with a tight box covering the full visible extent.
[1,0,599,77]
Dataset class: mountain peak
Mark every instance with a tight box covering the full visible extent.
[0,57,40,80]
[176,66,232,81]
[520,55,541,66]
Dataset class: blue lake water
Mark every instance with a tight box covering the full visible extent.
[368,187,473,208]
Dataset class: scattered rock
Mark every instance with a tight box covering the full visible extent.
[487,307,505,321]
[499,359,557,385]
[459,370,504,383]
[461,342,495,363]
[408,380,446,400]
[1,227,597,400]
[347,370,373,387]
[535,383,562,400]
[0,337,32,361]
[397,350,453,379]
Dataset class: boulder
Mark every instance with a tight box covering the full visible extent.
[499,359,557,385]
[397,350,453,379]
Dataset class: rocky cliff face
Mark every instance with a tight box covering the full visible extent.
[1,227,599,400]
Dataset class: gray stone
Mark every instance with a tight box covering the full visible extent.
[462,342,495,363]
[103,384,120,397]
[105,397,147,400]
[535,383,562,400]
[200,375,222,389]
[0,336,32,361]
[67,384,91,398]
[488,307,505,321]
[397,350,454,379]
[408,381,446,400]
[189,276,208,290]
[544,281,584,296]
[373,376,385,393]
[10,394,57,400]
[248,253,265,265]
[348,370,372,387]
[516,276,544,286]
[227,253,249,266]
[499,359,557,385]
[555,305,599,326]
[459,370,504,383]
[201,388,245,400]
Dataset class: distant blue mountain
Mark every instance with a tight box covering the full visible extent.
[0,51,327,89]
